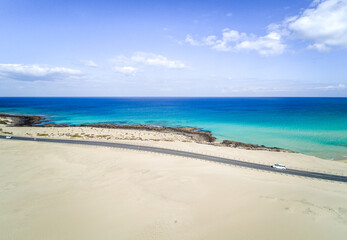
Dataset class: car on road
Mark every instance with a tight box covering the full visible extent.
[5,136,12,139]
[271,163,286,170]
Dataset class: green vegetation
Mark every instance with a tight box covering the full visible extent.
[0,119,9,125]
[37,133,49,136]
[1,131,12,135]
[96,135,111,138]
[164,139,174,142]
[70,133,82,138]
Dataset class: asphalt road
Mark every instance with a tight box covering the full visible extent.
[1,135,347,183]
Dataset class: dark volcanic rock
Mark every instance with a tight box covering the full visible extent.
[0,113,46,126]
[220,140,294,153]
[78,123,216,143]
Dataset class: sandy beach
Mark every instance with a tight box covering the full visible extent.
[1,116,347,239]
[1,139,347,240]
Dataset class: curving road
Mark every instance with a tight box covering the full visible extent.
[1,135,347,183]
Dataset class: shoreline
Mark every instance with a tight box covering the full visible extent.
[0,113,293,153]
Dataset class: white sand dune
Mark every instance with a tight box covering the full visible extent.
[1,139,347,240]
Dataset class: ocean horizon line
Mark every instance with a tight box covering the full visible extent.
[1,96,347,99]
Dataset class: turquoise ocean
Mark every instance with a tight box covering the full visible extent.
[0,97,347,160]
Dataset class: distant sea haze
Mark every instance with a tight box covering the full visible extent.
[1,97,347,160]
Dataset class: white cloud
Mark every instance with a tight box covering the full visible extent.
[185,35,201,46]
[185,0,347,54]
[111,52,186,71]
[203,35,218,46]
[307,43,331,51]
[81,60,98,67]
[0,64,82,81]
[315,83,346,89]
[110,53,186,76]
[288,0,347,50]
[113,66,138,75]
[235,32,286,55]
[211,29,246,51]
[130,52,185,69]
[186,29,286,55]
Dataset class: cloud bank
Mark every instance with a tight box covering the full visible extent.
[0,64,82,81]
[111,52,186,75]
[288,0,347,51]
[113,66,138,75]
[186,0,347,54]
[186,29,286,55]
[315,83,346,89]
[130,52,185,69]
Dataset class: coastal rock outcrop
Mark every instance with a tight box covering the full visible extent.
[220,140,294,153]
[0,113,46,126]
[78,123,216,143]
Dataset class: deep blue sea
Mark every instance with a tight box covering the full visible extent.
[1,97,347,160]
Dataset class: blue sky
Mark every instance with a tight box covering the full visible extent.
[0,0,347,96]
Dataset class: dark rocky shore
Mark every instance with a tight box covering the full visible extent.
[0,113,294,153]
[220,140,293,152]
[0,113,47,126]
[78,124,217,143]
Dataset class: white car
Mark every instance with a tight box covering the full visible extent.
[5,136,12,139]
[271,163,286,170]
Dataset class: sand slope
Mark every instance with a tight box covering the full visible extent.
[1,140,347,240]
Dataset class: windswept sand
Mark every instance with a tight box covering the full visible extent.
[1,139,347,240]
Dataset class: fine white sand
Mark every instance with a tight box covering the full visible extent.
[1,126,194,142]
[1,139,347,240]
